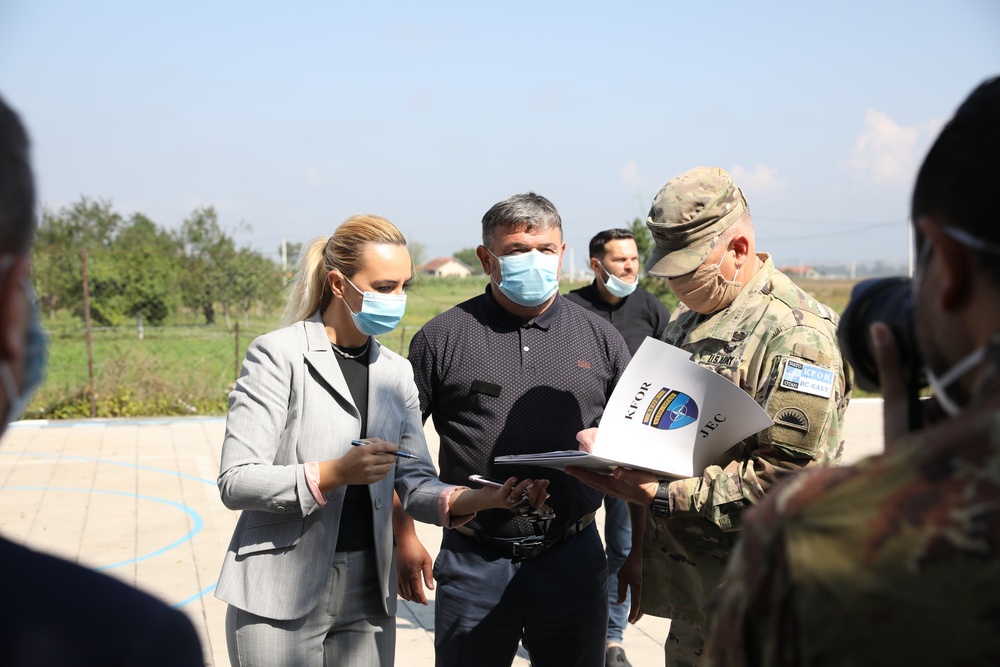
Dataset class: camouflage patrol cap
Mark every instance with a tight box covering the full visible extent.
[645,166,748,277]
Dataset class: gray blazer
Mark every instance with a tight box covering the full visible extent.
[215,311,448,621]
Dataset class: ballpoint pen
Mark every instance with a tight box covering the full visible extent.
[351,439,419,460]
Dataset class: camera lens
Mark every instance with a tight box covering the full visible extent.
[837,277,924,393]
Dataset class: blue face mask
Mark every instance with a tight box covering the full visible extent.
[488,249,560,307]
[0,257,47,427]
[598,261,638,298]
[344,278,407,336]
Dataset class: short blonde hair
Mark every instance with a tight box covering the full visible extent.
[281,214,406,325]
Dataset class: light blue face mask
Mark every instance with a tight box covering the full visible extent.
[0,257,47,427]
[488,249,560,307]
[598,261,638,298]
[344,278,407,336]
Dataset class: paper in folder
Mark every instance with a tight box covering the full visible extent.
[494,337,774,478]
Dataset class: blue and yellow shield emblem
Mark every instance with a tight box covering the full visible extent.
[643,388,699,431]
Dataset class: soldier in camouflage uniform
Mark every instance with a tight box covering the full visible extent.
[568,166,852,666]
[703,77,1000,666]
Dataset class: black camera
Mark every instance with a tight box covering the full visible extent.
[837,277,925,393]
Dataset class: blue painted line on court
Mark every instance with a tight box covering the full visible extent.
[173,583,218,609]
[0,486,203,570]
[0,450,220,608]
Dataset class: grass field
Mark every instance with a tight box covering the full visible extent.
[28,274,861,419]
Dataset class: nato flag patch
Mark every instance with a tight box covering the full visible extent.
[645,388,699,431]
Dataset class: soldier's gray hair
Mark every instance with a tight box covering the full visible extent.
[721,210,754,245]
[481,192,562,250]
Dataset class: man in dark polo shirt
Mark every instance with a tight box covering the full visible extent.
[565,228,670,667]
[406,192,631,667]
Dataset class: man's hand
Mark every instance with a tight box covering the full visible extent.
[395,529,434,605]
[618,549,644,623]
[393,492,433,605]
[565,466,659,506]
[576,427,598,453]
[871,322,910,443]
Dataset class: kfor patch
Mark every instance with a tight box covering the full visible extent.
[780,359,834,398]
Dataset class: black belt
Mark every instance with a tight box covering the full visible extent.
[455,512,596,561]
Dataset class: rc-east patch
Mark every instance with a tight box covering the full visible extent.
[760,358,835,455]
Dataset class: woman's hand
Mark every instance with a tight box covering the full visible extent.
[447,477,551,516]
[319,438,398,492]
[496,477,550,511]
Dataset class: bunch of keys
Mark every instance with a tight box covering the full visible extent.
[469,475,556,522]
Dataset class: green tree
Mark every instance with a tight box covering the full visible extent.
[231,248,284,327]
[630,216,679,312]
[175,206,238,325]
[33,209,77,319]
[39,207,184,328]
[32,197,122,321]
[629,216,653,269]
[113,213,183,327]
[452,247,484,274]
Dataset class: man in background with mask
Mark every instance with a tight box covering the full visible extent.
[0,94,204,665]
[568,166,852,666]
[399,192,631,666]
[565,228,670,667]
[702,77,1000,666]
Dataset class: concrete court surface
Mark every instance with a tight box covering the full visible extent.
[0,399,884,666]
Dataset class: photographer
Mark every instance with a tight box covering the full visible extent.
[703,75,1000,665]
[0,95,204,665]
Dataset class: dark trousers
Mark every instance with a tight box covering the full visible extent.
[433,522,608,667]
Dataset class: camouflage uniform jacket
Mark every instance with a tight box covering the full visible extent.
[703,339,1000,667]
[641,254,853,623]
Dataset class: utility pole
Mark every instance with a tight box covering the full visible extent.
[281,237,287,273]
[81,249,96,418]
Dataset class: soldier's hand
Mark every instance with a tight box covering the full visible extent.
[619,549,644,623]
[870,322,908,444]
[565,466,659,506]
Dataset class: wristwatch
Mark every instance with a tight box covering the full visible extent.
[649,481,671,518]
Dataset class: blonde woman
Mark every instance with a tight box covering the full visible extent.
[216,214,547,667]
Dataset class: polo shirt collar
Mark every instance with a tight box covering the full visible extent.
[483,285,561,331]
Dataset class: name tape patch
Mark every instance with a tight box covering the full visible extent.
[780,359,834,398]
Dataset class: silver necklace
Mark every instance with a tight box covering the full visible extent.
[331,338,370,359]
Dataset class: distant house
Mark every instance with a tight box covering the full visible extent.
[779,265,822,279]
[419,257,473,278]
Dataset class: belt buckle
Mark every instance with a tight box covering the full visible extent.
[510,537,545,559]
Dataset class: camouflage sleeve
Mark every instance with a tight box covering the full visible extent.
[665,323,852,531]
[702,489,801,666]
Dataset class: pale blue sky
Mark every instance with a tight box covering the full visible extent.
[1,1,997,272]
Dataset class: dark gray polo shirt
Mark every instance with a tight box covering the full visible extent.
[408,286,631,539]
[565,281,671,356]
